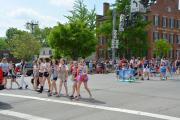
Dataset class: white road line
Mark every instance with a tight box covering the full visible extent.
[0,110,51,120]
[0,93,180,120]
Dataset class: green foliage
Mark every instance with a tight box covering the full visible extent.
[154,39,172,57]
[10,32,41,60]
[6,28,23,40]
[0,37,8,50]
[25,23,51,47]
[96,0,150,58]
[49,0,97,60]
[65,0,96,30]
[49,21,97,60]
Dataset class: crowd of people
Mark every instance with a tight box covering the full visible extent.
[0,56,180,98]
[0,57,92,100]
[115,57,180,80]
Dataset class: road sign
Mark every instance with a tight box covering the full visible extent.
[113,30,117,39]
[119,14,125,32]
[131,0,146,13]
[131,0,139,13]
[112,39,119,49]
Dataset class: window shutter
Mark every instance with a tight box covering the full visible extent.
[158,16,160,26]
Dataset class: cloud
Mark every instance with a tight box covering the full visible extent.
[0,8,61,37]
[7,8,59,27]
[49,0,75,8]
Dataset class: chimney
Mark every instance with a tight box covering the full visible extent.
[103,2,110,16]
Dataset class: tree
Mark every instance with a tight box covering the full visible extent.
[96,0,150,58]
[49,0,97,60]
[25,22,51,47]
[10,32,41,60]
[0,37,8,50]
[48,21,97,60]
[65,0,96,30]
[154,39,172,57]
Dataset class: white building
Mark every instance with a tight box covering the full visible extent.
[39,47,52,58]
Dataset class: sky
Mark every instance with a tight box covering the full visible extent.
[0,0,115,37]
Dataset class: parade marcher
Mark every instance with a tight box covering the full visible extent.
[76,59,92,100]
[69,61,79,99]
[175,57,180,74]
[89,60,93,74]
[19,60,28,89]
[48,59,59,96]
[43,58,51,92]
[143,57,150,80]
[160,62,167,80]
[0,58,9,88]
[32,60,39,90]
[57,58,69,97]
[37,58,45,93]
[10,63,20,89]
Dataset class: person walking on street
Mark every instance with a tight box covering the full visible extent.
[57,58,69,97]
[37,58,45,93]
[43,58,51,92]
[76,59,92,100]
[19,60,28,89]
[0,58,9,89]
[69,61,78,99]
[48,59,58,96]
[10,63,20,89]
[33,60,39,90]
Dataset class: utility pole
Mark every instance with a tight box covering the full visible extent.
[112,8,116,62]
[26,21,38,34]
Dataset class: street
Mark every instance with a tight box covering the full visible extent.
[0,73,180,120]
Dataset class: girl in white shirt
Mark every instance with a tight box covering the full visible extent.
[37,58,45,93]
[43,58,51,92]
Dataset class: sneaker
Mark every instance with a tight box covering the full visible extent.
[53,92,58,95]
[19,87,22,90]
[69,95,74,99]
[47,92,52,97]
[37,89,42,93]
[25,85,28,89]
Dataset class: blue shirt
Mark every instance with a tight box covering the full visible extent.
[0,63,9,73]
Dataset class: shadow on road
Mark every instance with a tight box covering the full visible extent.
[0,102,13,110]
[79,98,106,104]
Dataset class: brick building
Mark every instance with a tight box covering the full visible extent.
[146,0,180,59]
[96,0,180,60]
[96,3,110,60]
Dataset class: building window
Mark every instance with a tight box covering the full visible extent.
[153,15,160,26]
[177,50,180,58]
[162,32,167,39]
[3,53,9,58]
[176,35,180,44]
[169,33,174,44]
[143,15,148,21]
[169,49,173,58]
[49,50,52,55]
[176,20,180,29]
[153,32,159,41]
[169,17,174,29]
[162,17,167,28]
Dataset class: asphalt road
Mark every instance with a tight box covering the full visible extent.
[0,73,180,120]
